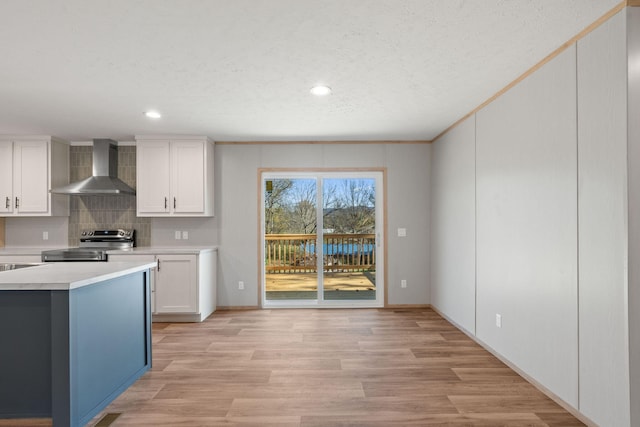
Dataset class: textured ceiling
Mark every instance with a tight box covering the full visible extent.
[0,0,621,142]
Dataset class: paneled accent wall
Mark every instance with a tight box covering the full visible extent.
[475,45,578,407]
[430,116,476,334]
[68,146,150,246]
[577,10,630,425]
[627,8,640,427]
[431,7,637,426]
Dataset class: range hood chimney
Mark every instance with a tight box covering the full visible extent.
[50,139,136,196]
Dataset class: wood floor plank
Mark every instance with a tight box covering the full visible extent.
[449,395,568,414]
[154,382,366,400]
[112,414,301,426]
[361,380,542,398]
[340,355,507,370]
[163,357,342,371]
[268,367,461,383]
[226,396,459,417]
[301,413,547,427]
[251,348,413,361]
[79,308,585,426]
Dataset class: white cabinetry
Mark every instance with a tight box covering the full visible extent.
[0,136,69,217]
[109,249,217,322]
[155,255,197,313]
[135,135,214,217]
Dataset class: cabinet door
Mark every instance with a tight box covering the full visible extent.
[13,140,49,214]
[137,141,171,215]
[171,141,205,214]
[155,255,197,313]
[0,142,14,214]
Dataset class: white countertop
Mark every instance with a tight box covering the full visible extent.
[0,246,217,257]
[0,261,157,291]
[0,247,59,256]
[107,246,218,255]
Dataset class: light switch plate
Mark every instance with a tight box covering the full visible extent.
[175,230,181,240]
[397,228,407,237]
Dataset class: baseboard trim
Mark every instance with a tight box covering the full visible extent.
[215,305,260,311]
[152,313,205,323]
[384,304,431,309]
[430,305,597,427]
[216,304,430,310]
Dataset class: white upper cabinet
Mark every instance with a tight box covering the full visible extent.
[0,143,13,214]
[172,142,206,214]
[0,136,69,217]
[136,140,171,214]
[135,135,214,217]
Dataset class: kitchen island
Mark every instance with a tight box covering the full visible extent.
[0,261,156,427]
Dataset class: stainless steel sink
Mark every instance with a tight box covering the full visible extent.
[0,263,43,272]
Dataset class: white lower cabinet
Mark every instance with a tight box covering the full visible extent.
[156,255,197,314]
[109,249,216,322]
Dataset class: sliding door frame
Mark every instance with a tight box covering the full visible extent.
[258,167,388,308]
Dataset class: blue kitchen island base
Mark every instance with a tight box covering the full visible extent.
[0,269,152,427]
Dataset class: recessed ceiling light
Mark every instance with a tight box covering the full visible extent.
[310,85,331,96]
[144,111,162,119]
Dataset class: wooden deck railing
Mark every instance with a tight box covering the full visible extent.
[265,233,376,273]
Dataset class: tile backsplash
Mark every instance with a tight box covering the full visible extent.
[68,146,151,246]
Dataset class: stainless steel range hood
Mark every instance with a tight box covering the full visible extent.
[50,139,136,196]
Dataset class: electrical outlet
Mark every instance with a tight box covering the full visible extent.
[496,314,502,328]
[397,228,407,237]
[174,230,181,240]
[182,231,189,240]
[401,279,407,288]
[42,231,49,240]
[238,281,245,290]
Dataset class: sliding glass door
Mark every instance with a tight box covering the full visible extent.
[262,171,384,307]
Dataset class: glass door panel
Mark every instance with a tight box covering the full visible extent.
[322,178,377,302]
[264,178,318,301]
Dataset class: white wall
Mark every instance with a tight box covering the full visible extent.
[577,9,630,426]
[215,143,431,307]
[430,116,476,334]
[150,217,218,246]
[475,45,578,406]
[627,7,640,427]
[216,144,261,308]
[5,216,68,247]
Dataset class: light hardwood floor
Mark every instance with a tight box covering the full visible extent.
[3,308,585,426]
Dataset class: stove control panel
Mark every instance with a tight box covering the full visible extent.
[81,229,134,239]
[80,229,135,247]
